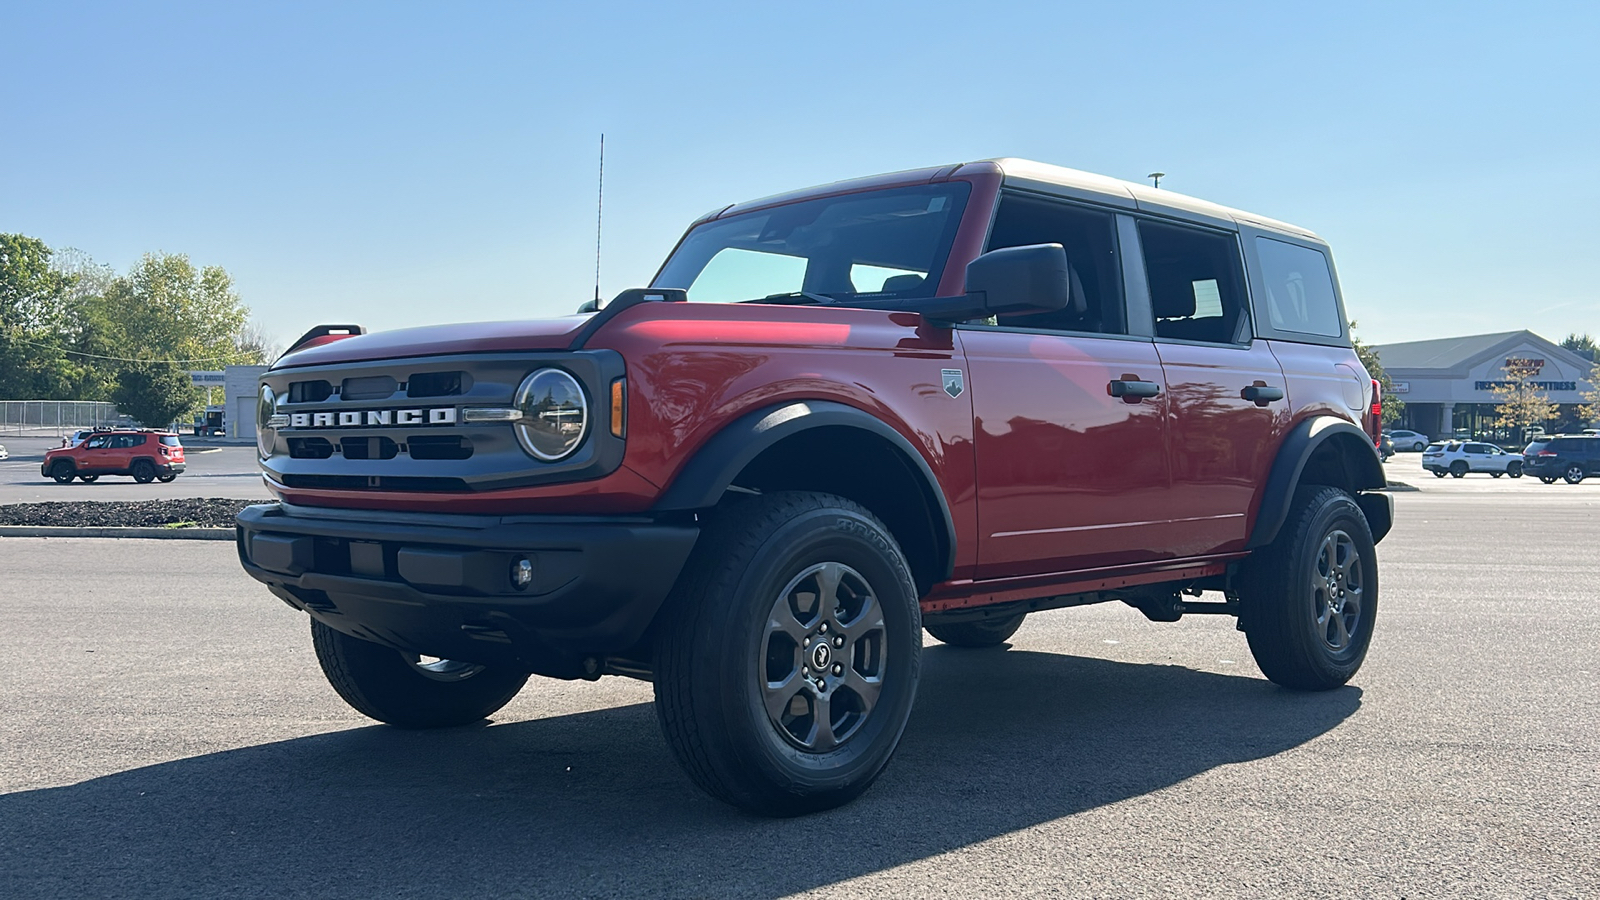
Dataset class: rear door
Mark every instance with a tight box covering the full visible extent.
[962,192,1173,577]
[1134,218,1290,557]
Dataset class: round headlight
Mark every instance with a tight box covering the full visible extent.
[256,385,277,459]
[514,369,588,461]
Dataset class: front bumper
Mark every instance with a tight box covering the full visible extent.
[237,502,699,677]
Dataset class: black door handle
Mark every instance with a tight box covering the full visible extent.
[1109,378,1161,401]
[1241,384,1284,405]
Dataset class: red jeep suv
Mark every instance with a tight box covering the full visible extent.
[237,159,1391,815]
[43,428,186,483]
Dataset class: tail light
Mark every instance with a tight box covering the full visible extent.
[1369,379,1382,441]
[1538,450,1558,457]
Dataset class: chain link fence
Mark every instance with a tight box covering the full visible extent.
[0,400,124,437]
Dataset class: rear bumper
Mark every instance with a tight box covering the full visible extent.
[164,462,187,474]
[236,502,699,677]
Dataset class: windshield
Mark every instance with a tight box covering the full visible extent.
[652,183,970,305]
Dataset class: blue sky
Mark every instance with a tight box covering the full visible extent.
[3,0,1596,349]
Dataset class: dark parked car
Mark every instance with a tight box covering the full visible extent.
[1522,436,1600,484]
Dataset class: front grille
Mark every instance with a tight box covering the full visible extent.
[341,375,397,400]
[289,380,334,403]
[289,437,336,459]
[408,435,473,460]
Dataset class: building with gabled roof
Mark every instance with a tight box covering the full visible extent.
[1373,330,1595,441]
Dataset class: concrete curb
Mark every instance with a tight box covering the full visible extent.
[0,525,234,540]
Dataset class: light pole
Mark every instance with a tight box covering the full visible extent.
[1148,172,1165,189]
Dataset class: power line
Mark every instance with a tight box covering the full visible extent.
[3,333,242,366]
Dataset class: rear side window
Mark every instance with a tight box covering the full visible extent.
[1256,237,1342,337]
[1549,438,1581,452]
[111,434,143,448]
[1140,221,1248,344]
[159,435,182,447]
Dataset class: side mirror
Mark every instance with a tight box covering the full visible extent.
[964,243,1072,316]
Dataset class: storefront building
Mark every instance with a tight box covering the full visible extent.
[1373,331,1595,442]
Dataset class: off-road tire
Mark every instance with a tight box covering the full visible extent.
[653,491,921,817]
[925,613,1027,648]
[1239,485,1378,691]
[131,459,157,483]
[310,619,529,728]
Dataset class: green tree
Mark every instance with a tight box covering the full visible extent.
[1581,360,1600,426]
[0,234,78,398]
[1350,320,1404,426]
[93,252,259,368]
[1561,333,1597,362]
[111,361,201,428]
[1491,360,1559,442]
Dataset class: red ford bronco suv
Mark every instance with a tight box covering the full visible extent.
[238,159,1390,816]
[43,428,186,483]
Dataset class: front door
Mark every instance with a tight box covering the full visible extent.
[963,193,1174,578]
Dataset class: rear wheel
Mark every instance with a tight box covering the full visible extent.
[131,459,157,483]
[49,461,75,484]
[1433,470,1447,478]
[1239,486,1378,691]
[156,473,177,483]
[925,613,1027,648]
[654,491,921,816]
[1564,464,1585,485]
[310,620,529,728]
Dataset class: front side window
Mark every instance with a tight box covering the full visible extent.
[983,194,1124,334]
[1256,237,1342,337]
[1140,221,1249,344]
[86,436,110,449]
[653,184,970,306]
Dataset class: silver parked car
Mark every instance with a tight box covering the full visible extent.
[1385,429,1431,452]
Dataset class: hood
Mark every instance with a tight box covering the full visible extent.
[274,316,593,368]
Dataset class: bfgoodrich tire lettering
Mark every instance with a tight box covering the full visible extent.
[310,620,529,728]
[653,491,921,816]
[1240,486,1378,691]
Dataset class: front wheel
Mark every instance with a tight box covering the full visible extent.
[49,461,75,484]
[310,620,529,728]
[925,613,1026,648]
[1238,486,1378,691]
[1508,462,1522,478]
[1449,461,1468,478]
[1564,465,1585,485]
[654,491,921,816]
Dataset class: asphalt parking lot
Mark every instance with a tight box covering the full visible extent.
[0,437,268,504]
[2,482,1596,898]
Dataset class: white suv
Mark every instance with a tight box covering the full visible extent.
[1421,441,1524,478]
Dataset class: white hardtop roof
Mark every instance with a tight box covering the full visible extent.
[983,158,1322,241]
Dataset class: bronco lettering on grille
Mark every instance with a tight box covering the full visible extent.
[288,408,457,428]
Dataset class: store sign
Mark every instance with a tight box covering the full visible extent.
[1504,357,1545,374]
[1390,382,1409,393]
[1475,380,1577,392]
[188,370,225,387]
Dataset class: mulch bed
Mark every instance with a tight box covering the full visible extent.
[0,499,255,528]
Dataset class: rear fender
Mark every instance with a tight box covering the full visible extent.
[1249,416,1390,547]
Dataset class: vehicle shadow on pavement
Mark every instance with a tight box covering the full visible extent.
[1,648,1360,899]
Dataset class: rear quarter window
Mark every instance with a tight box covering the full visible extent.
[159,435,182,447]
[1255,237,1342,337]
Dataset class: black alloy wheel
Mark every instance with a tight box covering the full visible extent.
[131,459,157,483]
[654,491,921,816]
[49,461,75,484]
[1564,464,1585,485]
[310,619,529,728]
[1239,486,1378,690]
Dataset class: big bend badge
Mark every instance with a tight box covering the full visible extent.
[941,368,964,399]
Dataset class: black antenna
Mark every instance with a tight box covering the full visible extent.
[594,134,604,304]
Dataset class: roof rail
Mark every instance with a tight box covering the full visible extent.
[282,324,366,359]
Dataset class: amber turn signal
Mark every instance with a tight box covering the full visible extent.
[610,378,626,438]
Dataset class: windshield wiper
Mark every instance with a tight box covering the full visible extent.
[758,291,842,306]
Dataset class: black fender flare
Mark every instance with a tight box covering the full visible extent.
[1248,416,1391,548]
[654,400,957,580]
